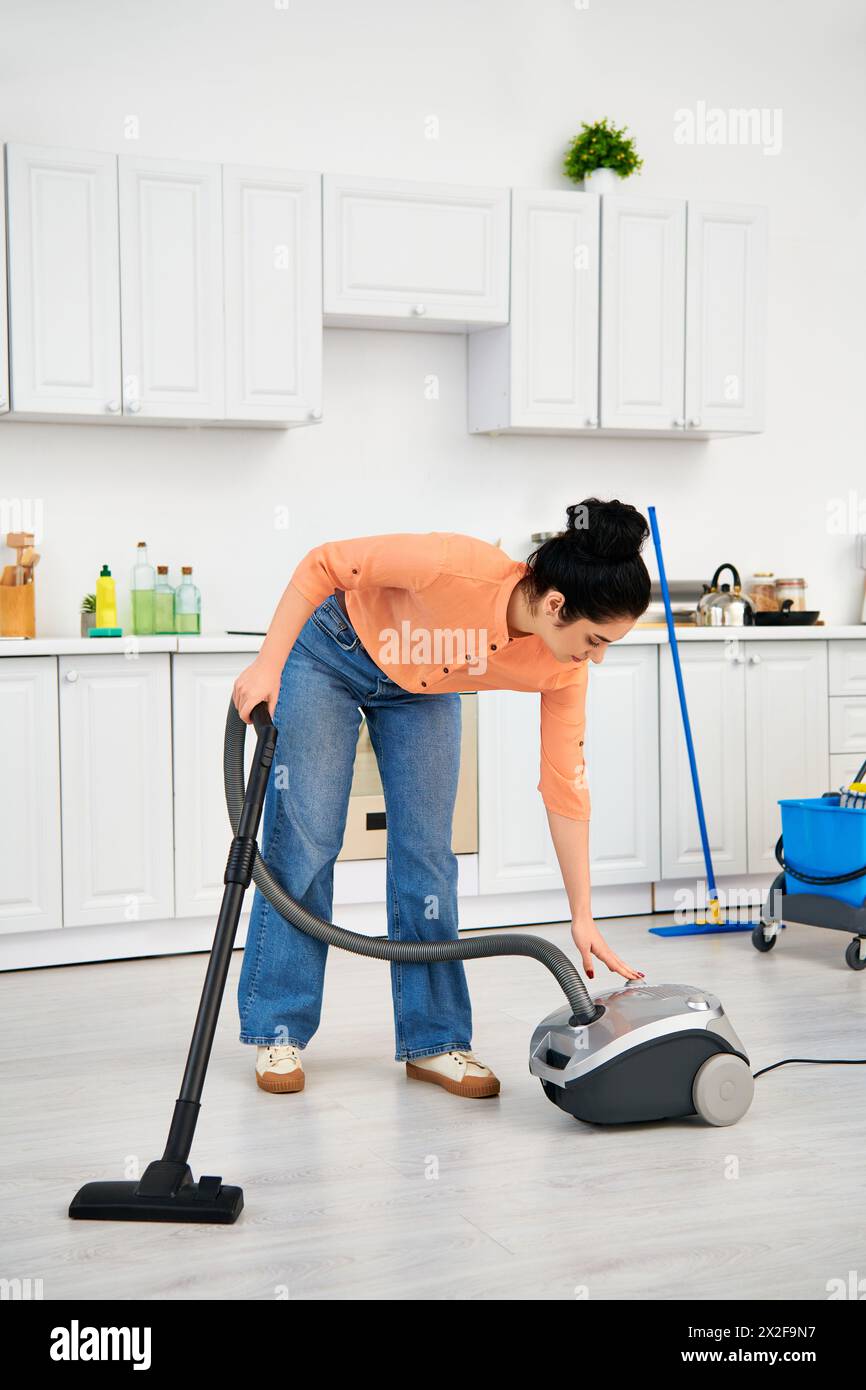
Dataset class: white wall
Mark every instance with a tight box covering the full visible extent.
[1,0,865,633]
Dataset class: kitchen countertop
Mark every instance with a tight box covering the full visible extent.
[2,626,865,657]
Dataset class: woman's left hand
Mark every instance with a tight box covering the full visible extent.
[570,913,644,982]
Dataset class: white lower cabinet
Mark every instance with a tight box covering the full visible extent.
[660,639,829,879]
[172,653,254,917]
[660,644,748,878]
[478,649,660,894]
[744,641,829,872]
[58,654,174,926]
[585,646,660,885]
[0,659,62,933]
[478,690,562,894]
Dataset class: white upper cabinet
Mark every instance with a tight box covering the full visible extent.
[0,150,8,414]
[118,156,224,420]
[323,174,509,329]
[468,189,599,433]
[223,165,322,424]
[685,202,767,433]
[6,143,122,416]
[600,195,687,431]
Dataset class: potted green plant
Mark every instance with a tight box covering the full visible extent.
[563,118,644,194]
[80,592,96,638]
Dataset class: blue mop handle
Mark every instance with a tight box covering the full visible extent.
[647,506,718,903]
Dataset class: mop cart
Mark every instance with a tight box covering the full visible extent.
[756,758,866,970]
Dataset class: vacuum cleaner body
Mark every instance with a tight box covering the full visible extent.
[529,981,754,1127]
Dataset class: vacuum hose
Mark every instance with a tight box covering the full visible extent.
[224,701,600,1026]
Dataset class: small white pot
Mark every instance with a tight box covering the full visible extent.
[581,167,623,195]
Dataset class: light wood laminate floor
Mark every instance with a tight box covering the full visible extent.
[3,917,865,1301]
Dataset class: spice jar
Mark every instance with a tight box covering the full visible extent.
[775,577,807,612]
[747,572,778,612]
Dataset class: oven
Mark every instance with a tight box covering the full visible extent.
[336,692,478,860]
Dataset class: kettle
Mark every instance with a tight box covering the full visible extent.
[696,563,755,627]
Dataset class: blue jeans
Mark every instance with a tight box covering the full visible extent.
[237,593,473,1060]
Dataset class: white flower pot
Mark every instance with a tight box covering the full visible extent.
[581,167,624,195]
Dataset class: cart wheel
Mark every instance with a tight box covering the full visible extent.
[845,939,866,971]
[752,924,777,953]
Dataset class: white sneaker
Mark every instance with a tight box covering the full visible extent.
[406,1049,500,1098]
[255,1044,305,1093]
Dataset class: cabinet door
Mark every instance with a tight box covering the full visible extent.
[223,166,322,424]
[119,156,224,419]
[510,188,600,428]
[685,202,767,433]
[0,149,9,415]
[323,174,509,328]
[58,654,174,926]
[829,641,866,696]
[172,654,257,917]
[0,659,62,933]
[600,195,686,430]
[6,143,121,416]
[478,690,561,893]
[585,647,660,884]
[660,641,747,878]
[829,697,866,754]
[745,641,829,873]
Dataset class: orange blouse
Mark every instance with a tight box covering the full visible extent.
[289,531,590,822]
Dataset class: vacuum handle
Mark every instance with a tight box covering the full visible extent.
[250,700,275,737]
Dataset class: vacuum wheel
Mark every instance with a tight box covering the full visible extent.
[692,1053,754,1126]
[845,938,866,971]
[751,923,777,953]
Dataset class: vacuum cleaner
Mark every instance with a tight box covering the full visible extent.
[68,700,754,1225]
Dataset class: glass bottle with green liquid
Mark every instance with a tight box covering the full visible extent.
[131,541,156,635]
[154,565,175,634]
[175,566,201,635]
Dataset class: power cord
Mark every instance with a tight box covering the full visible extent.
[754,1056,866,1078]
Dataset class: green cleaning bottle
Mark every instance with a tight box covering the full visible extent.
[174,566,201,635]
[154,565,175,634]
[131,541,156,635]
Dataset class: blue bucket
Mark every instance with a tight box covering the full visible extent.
[778,796,866,908]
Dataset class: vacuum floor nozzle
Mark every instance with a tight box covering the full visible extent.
[69,1160,243,1225]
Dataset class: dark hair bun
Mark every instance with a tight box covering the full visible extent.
[564,497,649,565]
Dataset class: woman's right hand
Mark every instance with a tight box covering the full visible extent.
[232,657,282,724]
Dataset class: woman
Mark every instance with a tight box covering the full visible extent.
[232,497,651,1099]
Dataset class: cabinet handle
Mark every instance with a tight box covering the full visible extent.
[411,303,426,316]
[65,669,79,683]
[106,400,120,414]
[749,653,761,665]
[688,417,702,429]
[672,418,685,428]
[127,399,142,414]
[308,407,323,421]
[584,417,598,428]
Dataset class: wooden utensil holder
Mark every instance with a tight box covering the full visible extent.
[0,581,36,637]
